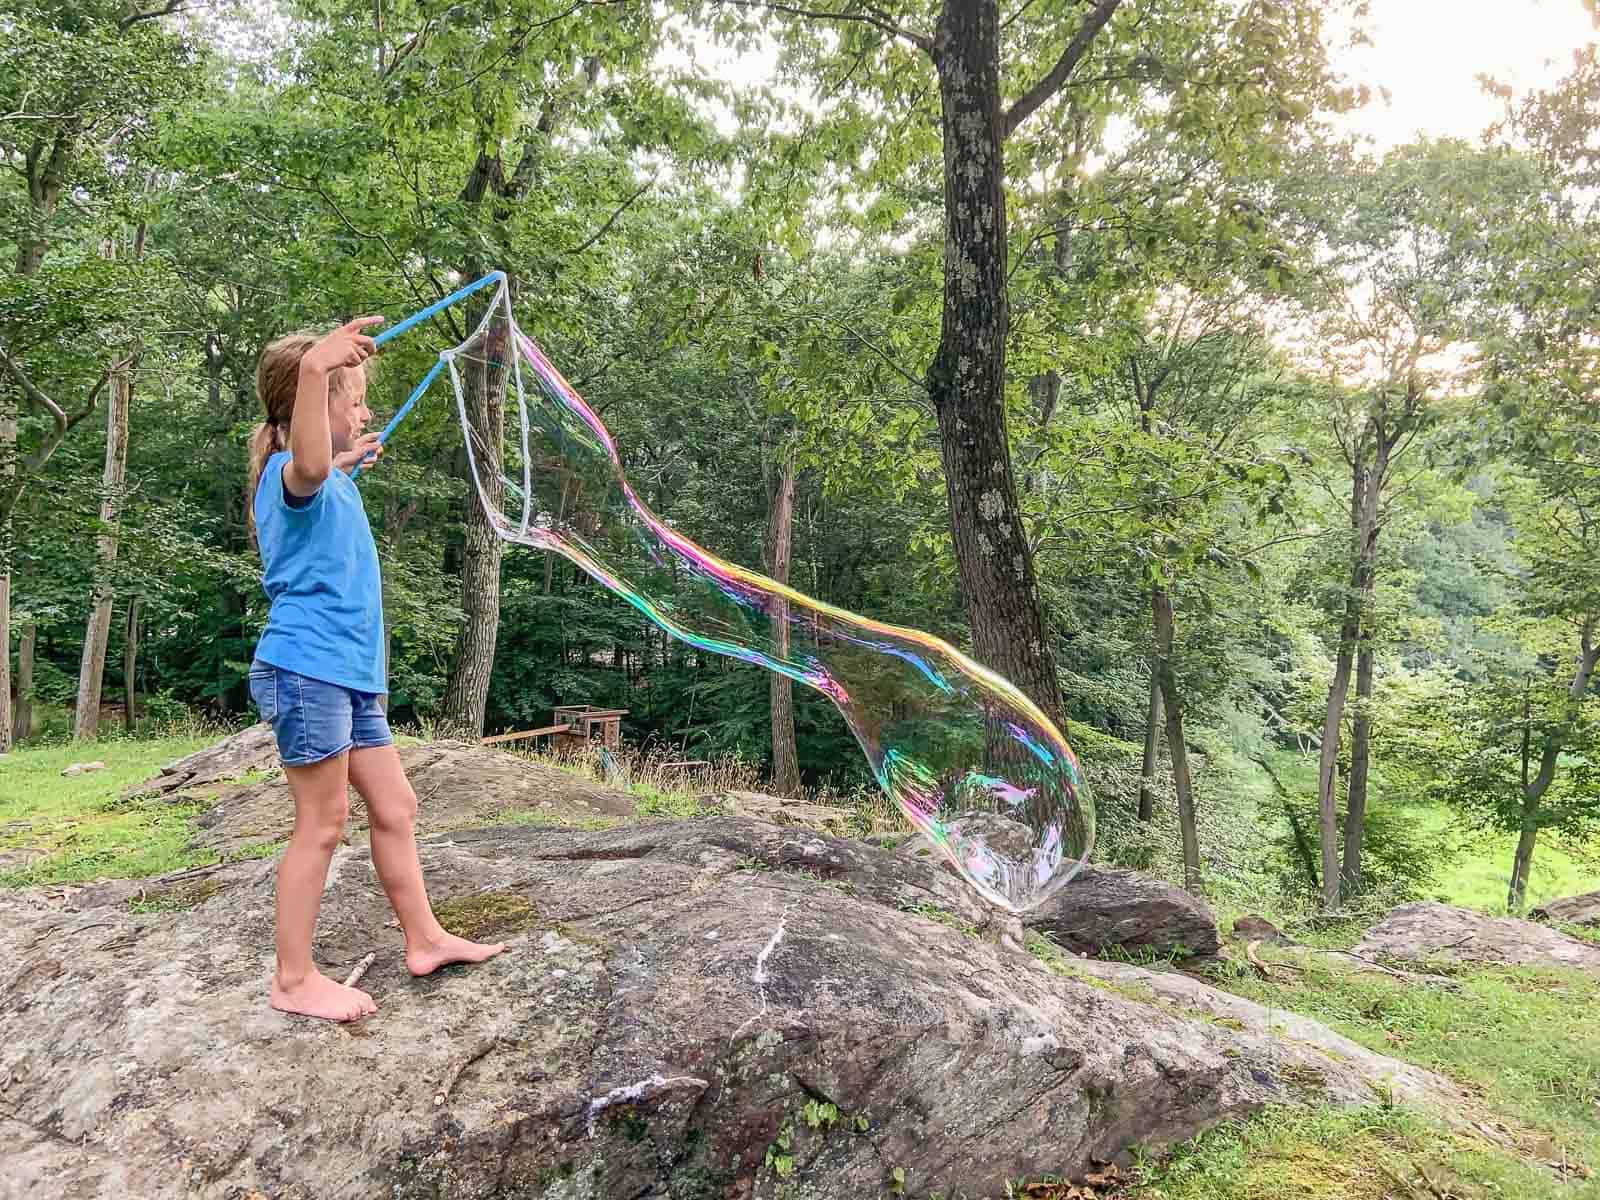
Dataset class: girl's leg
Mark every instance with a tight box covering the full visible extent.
[348,744,505,976]
[271,753,379,1021]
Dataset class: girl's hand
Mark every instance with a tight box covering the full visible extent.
[302,316,384,376]
[335,433,383,474]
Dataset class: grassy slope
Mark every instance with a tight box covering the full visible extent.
[0,733,219,885]
[1126,750,1599,1200]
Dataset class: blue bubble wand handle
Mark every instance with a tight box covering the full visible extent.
[351,270,505,480]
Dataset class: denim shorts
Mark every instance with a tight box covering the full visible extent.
[248,659,392,766]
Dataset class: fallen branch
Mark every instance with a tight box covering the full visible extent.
[434,1037,498,1107]
[343,952,376,989]
[1245,939,1271,980]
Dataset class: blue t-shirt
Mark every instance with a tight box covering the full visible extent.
[253,451,386,694]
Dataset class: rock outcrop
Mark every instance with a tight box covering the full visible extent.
[188,739,637,857]
[1531,889,1600,928]
[1028,866,1221,960]
[898,816,1220,960]
[1354,901,1600,975]
[2,816,1461,1200]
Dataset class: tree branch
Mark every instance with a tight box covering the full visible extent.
[715,0,932,51]
[0,341,68,428]
[1002,0,1123,141]
[807,313,929,396]
[118,0,198,30]
[566,178,654,254]
[0,351,118,522]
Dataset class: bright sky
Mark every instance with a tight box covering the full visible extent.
[1333,0,1596,150]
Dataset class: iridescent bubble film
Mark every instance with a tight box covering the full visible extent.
[433,281,1093,911]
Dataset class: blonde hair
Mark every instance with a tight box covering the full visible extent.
[246,332,363,543]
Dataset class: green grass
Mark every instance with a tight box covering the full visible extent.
[1134,949,1600,1200]
[1131,1105,1594,1200]
[1418,805,1600,913]
[0,734,226,886]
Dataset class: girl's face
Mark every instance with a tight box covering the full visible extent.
[328,368,371,453]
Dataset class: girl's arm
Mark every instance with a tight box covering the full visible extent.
[284,316,383,497]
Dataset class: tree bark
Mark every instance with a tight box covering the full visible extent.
[73,353,132,740]
[439,290,507,739]
[1509,627,1600,909]
[13,619,34,743]
[1508,819,1539,912]
[1341,641,1375,897]
[1316,432,1375,912]
[1137,669,1162,822]
[1152,586,1201,892]
[123,597,139,735]
[927,0,1064,734]
[765,448,800,796]
[2,129,68,752]
[1339,406,1393,901]
[0,398,11,753]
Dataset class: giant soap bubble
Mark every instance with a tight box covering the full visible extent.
[388,275,1094,911]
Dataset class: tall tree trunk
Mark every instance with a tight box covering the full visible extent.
[765,449,800,796]
[1316,438,1373,912]
[1508,819,1539,912]
[0,570,10,754]
[73,354,132,740]
[1341,642,1375,897]
[439,290,506,739]
[1137,670,1162,822]
[4,135,67,752]
[1315,584,1358,911]
[0,393,11,752]
[1337,407,1392,901]
[1152,587,1201,892]
[13,619,33,743]
[1509,626,1600,909]
[927,0,1064,735]
[123,597,139,735]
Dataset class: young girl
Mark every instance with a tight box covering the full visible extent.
[247,316,503,1023]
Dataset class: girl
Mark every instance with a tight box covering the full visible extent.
[247,316,503,1023]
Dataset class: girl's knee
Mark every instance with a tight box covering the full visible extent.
[293,793,349,851]
[368,787,418,834]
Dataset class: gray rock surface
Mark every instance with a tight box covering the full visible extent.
[124,721,281,798]
[1531,889,1600,927]
[0,817,1461,1200]
[1029,866,1220,960]
[1354,901,1600,975]
[898,818,1219,959]
[191,740,636,857]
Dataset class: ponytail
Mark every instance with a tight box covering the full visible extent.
[245,420,284,547]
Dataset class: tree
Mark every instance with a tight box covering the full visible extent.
[699,0,1354,750]
[1428,524,1600,912]
[764,442,801,794]
[1287,143,1504,908]
[0,0,196,747]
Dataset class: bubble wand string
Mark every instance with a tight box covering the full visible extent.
[350,270,506,480]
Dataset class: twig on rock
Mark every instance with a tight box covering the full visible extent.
[24,920,113,951]
[434,1037,498,1107]
[343,952,376,989]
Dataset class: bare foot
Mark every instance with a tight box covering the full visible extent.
[270,969,378,1022]
[406,931,506,977]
